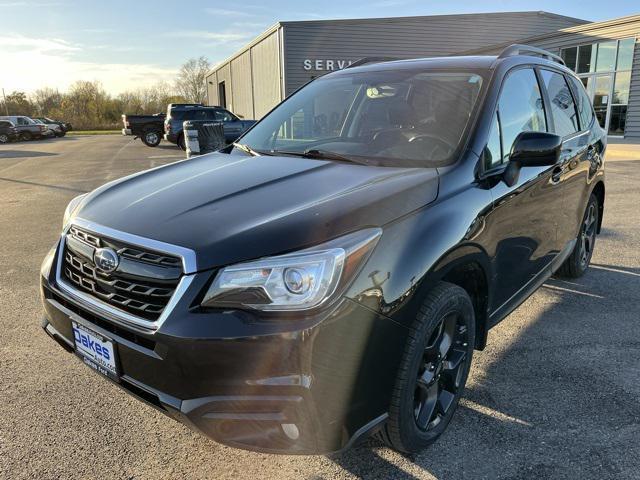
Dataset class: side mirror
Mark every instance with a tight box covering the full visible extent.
[503,131,562,187]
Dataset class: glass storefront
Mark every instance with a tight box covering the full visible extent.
[561,38,636,136]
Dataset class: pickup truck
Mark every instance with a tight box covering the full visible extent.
[163,105,256,150]
[121,113,166,147]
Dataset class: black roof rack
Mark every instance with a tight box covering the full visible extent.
[498,44,565,66]
[346,57,398,69]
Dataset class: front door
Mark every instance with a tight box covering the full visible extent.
[483,67,565,311]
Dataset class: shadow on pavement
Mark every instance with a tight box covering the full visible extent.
[329,263,640,479]
[0,176,87,193]
[0,150,58,159]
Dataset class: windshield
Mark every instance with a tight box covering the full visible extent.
[239,68,484,166]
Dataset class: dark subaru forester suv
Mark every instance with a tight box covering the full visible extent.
[40,45,605,455]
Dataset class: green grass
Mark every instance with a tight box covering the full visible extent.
[67,130,121,136]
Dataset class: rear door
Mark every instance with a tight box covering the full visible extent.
[483,67,565,311]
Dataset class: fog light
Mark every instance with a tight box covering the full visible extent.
[281,423,299,440]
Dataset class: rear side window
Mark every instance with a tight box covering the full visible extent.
[498,68,547,161]
[214,109,235,122]
[568,75,595,130]
[540,70,579,137]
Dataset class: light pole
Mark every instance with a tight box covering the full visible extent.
[1,88,8,115]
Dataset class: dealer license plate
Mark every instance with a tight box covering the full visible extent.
[72,321,118,381]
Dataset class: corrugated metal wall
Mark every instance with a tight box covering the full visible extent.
[205,28,282,119]
[230,51,254,119]
[251,31,281,118]
[629,37,640,138]
[282,12,586,96]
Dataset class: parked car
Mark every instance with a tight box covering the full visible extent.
[35,117,71,137]
[121,113,166,147]
[0,116,48,140]
[0,120,19,143]
[33,119,58,138]
[163,104,256,150]
[40,45,605,456]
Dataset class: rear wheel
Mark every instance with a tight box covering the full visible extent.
[142,129,161,147]
[0,133,9,144]
[379,282,475,454]
[20,131,32,141]
[556,193,599,278]
[177,133,186,151]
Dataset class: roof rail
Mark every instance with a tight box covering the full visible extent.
[498,44,565,66]
[346,56,398,69]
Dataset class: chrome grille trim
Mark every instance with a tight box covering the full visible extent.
[55,218,197,332]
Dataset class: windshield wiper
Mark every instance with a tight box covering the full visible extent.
[233,142,266,157]
[272,148,369,165]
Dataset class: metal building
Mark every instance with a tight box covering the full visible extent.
[205,11,640,139]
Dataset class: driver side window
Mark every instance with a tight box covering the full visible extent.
[497,68,547,163]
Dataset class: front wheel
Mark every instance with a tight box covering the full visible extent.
[20,131,32,141]
[0,133,9,144]
[379,281,475,454]
[142,130,161,147]
[556,193,599,278]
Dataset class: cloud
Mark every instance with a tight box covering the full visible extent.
[163,30,252,43]
[203,7,255,17]
[0,34,176,94]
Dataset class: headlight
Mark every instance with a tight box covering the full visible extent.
[201,228,382,311]
[62,193,87,229]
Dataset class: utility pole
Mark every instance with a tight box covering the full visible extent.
[1,88,8,115]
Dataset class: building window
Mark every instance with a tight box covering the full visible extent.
[560,37,636,136]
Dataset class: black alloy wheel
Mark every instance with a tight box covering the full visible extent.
[414,312,469,431]
[379,282,475,453]
[556,193,599,278]
[579,201,597,269]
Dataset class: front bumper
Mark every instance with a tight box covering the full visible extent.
[40,239,407,454]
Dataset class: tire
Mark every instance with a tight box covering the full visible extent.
[142,129,161,147]
[379,281,475,454]
[55,131,66,138]
[177,133,186,151]
[0,133,9,144]
[555,193,599,278]
[20,131,32,141]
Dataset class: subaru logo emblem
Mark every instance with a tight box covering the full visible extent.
[93,248,119,273]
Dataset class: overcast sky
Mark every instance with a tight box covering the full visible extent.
[1,0,638,95]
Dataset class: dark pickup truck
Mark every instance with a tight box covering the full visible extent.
[121,113,166,147]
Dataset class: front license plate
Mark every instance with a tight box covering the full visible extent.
[72,321,118,381]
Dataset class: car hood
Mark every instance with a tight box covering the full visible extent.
[76,152,439,271]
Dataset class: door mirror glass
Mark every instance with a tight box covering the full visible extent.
[510,131,562,167]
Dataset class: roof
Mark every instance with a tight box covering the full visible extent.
[206,10,587,77]
[334,55,500,73]
[459,13,640,56]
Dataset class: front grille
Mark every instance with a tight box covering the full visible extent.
[61,226,183,321]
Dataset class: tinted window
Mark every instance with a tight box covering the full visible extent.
[560,47,577,71]
[214,110,236,122]
[540,70,579,137]
[577,44,596,73]
[484,112,502,168]
[0,121,10,127]
[498,68,546,161]
[568,75,594,129]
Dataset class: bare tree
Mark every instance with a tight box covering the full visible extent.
[174,56,211,104]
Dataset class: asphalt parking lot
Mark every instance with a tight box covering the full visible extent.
[1,135,639,480]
